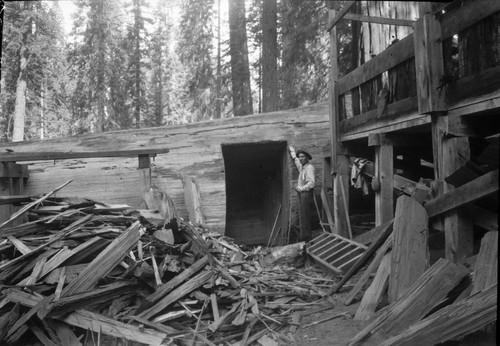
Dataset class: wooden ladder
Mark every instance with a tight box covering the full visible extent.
[306,232,367,274]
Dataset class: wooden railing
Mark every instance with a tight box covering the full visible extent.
[337,0,500,138]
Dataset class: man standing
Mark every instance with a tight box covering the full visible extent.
[288,146,315,242]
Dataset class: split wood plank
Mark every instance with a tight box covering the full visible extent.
[378,284,498,346]
[354,251,391,320]
[348,258,469,346]
[23,257,47,286]
[7,236,32,255]
[344,235,393,306]
[182,174,206,225]
[267,204,282,247]
[59,309,168,346]
[146,255,209,303]
[424,169,498,218]
[0,214,93,281]
[0,180,73,230]
[62,221,142,297]
[331,219,393,294]
[471,232,498,295]
[388,196,429,303]
[139,269,213,320]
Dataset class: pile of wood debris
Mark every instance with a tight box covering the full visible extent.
[0,182,339,346]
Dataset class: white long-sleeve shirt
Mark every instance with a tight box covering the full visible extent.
[293,158,315,191]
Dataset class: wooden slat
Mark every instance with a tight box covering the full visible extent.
[332,219,393,294]
[424,169,498,218]
[0,162,29,178]
[378,284,497,346]
[0,148,170,162]
[344,235,393,305]
[439,0,500,40]
[338,34,414,95]
[343,13,415,27]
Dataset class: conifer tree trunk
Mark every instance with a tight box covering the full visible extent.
[262,0,278,113]
[12,2,33,142]
[228,0,253,116]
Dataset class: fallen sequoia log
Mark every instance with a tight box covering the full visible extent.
[0,190,336,345]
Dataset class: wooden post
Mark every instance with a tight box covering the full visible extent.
[329,7,351,238]
[369,134,394,226]
[432,116,473,262]
[333,157,350,238]
[138,154,151,198]
[414,14,445,114]
[0,162,28,226]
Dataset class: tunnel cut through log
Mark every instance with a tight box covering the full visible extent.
[222,141,289,245]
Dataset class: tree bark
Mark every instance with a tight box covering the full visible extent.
[228,0,253,116]
[12,2,33,142]
[261,0,278,113]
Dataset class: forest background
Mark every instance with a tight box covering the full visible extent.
[0,0,356,142]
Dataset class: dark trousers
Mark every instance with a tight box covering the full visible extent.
[297,189,313,242]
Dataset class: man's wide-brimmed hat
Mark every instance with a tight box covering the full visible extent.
[296,149,312,160]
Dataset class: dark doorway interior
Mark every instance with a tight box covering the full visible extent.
[222,141,288,245]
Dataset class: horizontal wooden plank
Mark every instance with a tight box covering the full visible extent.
[425,169,499,218]
[439,0,500,40]
[446,66,500,108]
[0,149,170,162]
[338,34,415,95]
[343,13,415,27]
[339,96,422,139]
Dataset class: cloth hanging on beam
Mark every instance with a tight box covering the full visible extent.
[351,158,370,195]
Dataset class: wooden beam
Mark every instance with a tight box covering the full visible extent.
[462,206,498,232]
[424,169,498,218]
[439,0,500,40]
[338,34,414,95]
[446,65,500,107]
[374,139,394,226]
[343,13,415,27]
[327,1,356,31]
[431,115,474,262]
[414,14,445,114]
[0,148,169,162]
